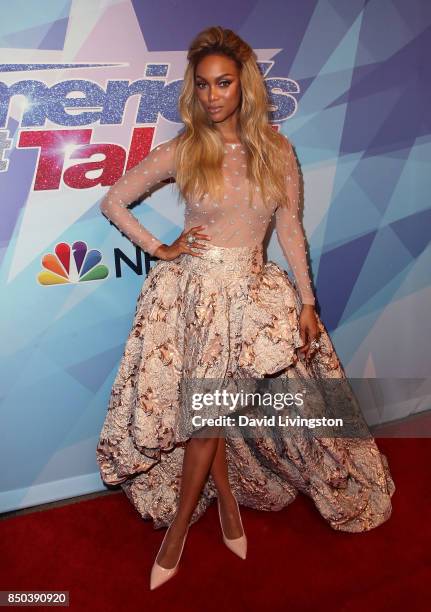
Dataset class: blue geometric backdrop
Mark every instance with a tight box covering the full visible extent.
[0,0,429,513]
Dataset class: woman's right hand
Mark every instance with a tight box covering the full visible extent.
[153,225,212,261]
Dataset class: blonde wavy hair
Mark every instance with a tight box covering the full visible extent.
[174,25,291,210]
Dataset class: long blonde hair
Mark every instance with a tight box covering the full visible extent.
[174,25,291,209]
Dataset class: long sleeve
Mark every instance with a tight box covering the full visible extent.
[275,137,316,306]
[100,137,177,256]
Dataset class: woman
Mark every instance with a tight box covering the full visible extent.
[96,26,395,590]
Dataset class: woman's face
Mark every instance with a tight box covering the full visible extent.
[194,54,241,124]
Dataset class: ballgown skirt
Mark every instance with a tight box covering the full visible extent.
[96,243,395,532]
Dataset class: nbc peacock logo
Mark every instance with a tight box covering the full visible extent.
[37,241,109,286]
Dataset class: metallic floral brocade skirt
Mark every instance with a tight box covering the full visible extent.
[96,244,395,532]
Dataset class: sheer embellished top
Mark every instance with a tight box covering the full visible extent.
[100,135,316,305]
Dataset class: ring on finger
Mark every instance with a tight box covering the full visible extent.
[186,234,196,244]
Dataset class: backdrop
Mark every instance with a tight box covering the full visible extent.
[1,0,429,513]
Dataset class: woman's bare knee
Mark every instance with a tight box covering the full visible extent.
[188,434,218,448]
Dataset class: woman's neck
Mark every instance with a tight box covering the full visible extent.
[220,134,242,144]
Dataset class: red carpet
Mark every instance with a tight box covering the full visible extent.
[1,439,430,611]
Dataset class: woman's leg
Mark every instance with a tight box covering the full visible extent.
[155,429,220,569]
[209,436,244,539]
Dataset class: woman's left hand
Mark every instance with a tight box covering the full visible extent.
[297,304,321,363]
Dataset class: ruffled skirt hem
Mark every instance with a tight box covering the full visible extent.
[96,245,395,532]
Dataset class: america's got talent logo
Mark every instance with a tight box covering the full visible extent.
[37,241,109,286]
[0,61,298,186]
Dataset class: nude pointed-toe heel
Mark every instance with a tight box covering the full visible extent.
[150,522,190,590]
[217,496,247,560]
